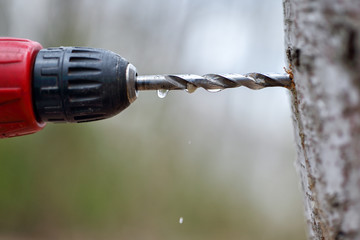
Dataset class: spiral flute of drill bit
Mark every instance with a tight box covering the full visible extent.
[136,73,291,92]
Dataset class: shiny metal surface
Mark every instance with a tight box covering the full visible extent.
[136,73,291,92]
[126,63,138,103]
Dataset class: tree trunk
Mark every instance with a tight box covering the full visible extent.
[283,0,360,239]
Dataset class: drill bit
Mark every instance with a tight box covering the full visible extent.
[136,73,292,93]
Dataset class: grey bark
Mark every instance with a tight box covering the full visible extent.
[283,0,360,239]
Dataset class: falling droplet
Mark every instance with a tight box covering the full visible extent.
[157,89,169,98]
[188,140,192,145]
[207,88,223,93]
[179,217,183,224]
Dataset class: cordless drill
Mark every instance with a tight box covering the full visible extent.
[0,37,290,139]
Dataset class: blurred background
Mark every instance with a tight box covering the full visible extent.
[0,0,306,239]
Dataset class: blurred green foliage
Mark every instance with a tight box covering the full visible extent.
[0,123,305,240]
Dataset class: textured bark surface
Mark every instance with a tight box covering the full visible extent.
[283,0,360,239]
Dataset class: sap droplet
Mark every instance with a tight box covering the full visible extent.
[179,217,183,224]
[207,88,223,93]
[157,89,169,98]
[185,83,197,93]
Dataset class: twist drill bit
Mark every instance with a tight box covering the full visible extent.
[136,73,292,93]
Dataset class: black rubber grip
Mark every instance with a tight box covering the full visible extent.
[33,47,130,123]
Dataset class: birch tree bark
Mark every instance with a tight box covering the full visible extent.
[283,0,360,239]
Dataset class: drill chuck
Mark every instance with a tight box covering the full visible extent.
[33,47,137,123]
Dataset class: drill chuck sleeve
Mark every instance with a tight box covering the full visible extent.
[33,47,131,123]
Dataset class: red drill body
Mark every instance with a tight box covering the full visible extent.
[0,38,45,138]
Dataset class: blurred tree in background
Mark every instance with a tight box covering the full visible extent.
[0,0,305,239]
